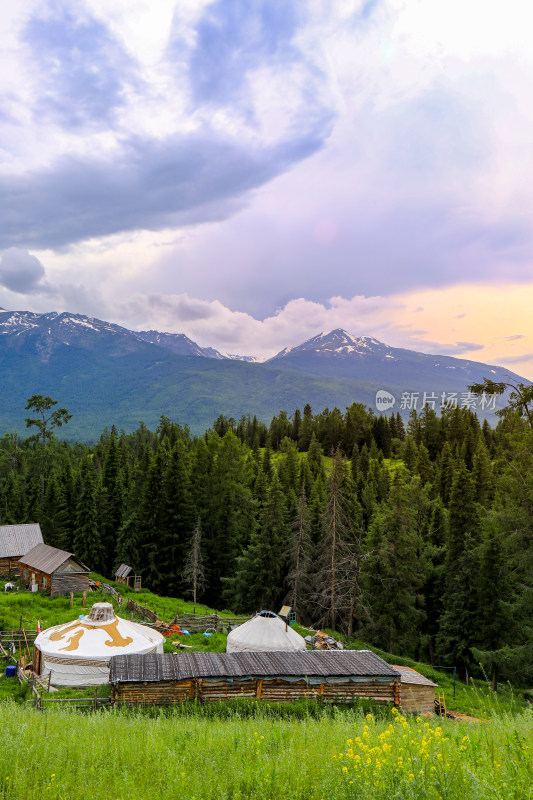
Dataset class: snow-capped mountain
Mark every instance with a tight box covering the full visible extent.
[269,327,523,390]
[0,310,527,438]
[271,329,391,360]
[0,309,230,361]
[134,330,225,359]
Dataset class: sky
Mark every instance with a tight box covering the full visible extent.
[1,0,533,375]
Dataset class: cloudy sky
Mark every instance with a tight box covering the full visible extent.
[1,0,533,374]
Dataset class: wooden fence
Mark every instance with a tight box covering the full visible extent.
[100,583,126,606]
[125,600,249,632]
[16,665,110,711]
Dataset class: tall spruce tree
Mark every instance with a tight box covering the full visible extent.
[73,458,104,573]
[160,441,196,596]
[437,462,481,676]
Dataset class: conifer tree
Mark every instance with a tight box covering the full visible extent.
[437,441,455,505]
[422,498,448,665]
[115,511,142,573]
[471,514,511,689]
[99,434,125,576]
[139,448,167,590]
[225,471,289,611]
[415,442,434,483]
[472,437,493,506]
[41,473,69,550]
[286,484,312,618]
[306,432,325,481]
[298,404,314,451]
[207,432,256,604]
[361,470,424,653]
[73,459,104,573]
[402,436,418,471]
[160,441,196,596]
[437,463,481,675]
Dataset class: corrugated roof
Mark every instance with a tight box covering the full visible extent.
[110,650,401,683]
[392,665,438,687]
[0,523,43,558]
[115,564,134,579]
[18,543,90,574]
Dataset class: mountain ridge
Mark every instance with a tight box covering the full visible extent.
[0,308,527,438]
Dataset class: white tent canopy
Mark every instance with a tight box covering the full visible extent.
[226,611,306,653]
[34,602,164,686]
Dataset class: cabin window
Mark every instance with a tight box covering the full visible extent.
[41,575,47,589]
[23,569,28,580]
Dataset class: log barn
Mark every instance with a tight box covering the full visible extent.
[0,523,44,575]
[110,650,401,706]
[18,543,90,596]
[392,665,437,713]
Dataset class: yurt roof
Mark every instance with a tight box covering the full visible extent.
[226,611,306,653]
[35,602,164,661]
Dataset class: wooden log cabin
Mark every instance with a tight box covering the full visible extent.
[110,651,401,707]
[18,543,90,596]
[392,665,438,713]
[0,523,44,575]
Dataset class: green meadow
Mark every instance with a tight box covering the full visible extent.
[1,584,532,799]
[0,701,531,800]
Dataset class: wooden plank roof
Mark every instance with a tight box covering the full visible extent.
[115,563,134,579]
[18,543,89,574]
[0,523,43,558]
[110,650,401,683]
[392,665,438,687]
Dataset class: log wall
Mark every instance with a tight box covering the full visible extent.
[51,573,90,596]
[0,557,21,575]
[399,684,435,713]
[112,677,399,707]
[18,565,89,595]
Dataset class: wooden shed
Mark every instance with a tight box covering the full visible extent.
[18,543,90,596]
[393,665,437,713]
[0,523,44,575]
[115,563,141,591]
[110,650,401,707]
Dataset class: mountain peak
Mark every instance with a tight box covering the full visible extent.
[270,329,387,360]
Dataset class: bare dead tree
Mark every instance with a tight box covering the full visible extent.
[181,517,206,613]
[313,446,352,631]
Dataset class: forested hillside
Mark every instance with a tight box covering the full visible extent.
[1,398,532,688]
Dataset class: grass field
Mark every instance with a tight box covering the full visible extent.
[0,700,531,799]
[0,583,532,798]
[0,582,528,713]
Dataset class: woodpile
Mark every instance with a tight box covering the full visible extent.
[305,632,344,650]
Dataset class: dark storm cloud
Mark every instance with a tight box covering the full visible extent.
[0,121,331,249]
[0,248,48,293]
[23,5,137,128]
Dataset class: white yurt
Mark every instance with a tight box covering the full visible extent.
[34,602,165,686]
[226,610,306,653]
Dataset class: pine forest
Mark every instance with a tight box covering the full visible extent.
[2,397,532,689]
